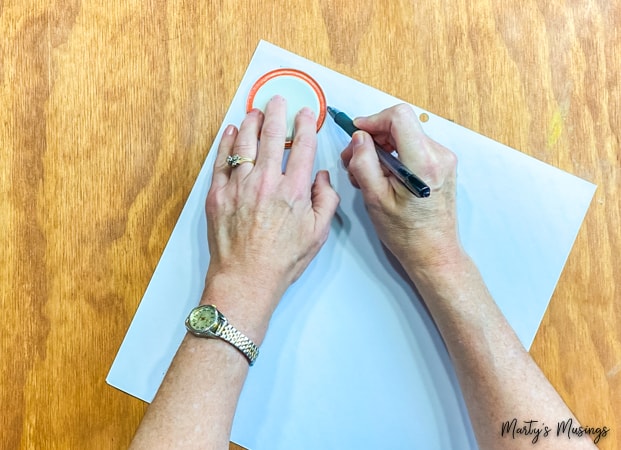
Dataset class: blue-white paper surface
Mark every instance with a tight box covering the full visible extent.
[107,41,596,449]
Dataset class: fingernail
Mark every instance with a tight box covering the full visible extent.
[352,131,365,147]
[270,95,285,102]
[224,125,236,136]
[297,107,315,118]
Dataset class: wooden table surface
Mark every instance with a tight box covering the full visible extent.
[1,0,619,448]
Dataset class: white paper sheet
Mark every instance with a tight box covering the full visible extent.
[107,41,596,449]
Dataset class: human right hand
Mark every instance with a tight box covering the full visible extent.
[340,104,465,274]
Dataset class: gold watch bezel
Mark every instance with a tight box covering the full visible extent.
[185,304,221,337]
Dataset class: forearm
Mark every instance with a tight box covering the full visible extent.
[130,276,279,450]
[341,104,596,447]
[131,98,339,448]
[130,335,248,449]
[406,253,596,449]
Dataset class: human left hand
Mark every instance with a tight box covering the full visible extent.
[203,96,339,333]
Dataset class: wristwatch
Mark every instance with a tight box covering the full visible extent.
[185,304,259,366]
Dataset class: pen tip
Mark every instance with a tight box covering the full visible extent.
[327,106,337,118]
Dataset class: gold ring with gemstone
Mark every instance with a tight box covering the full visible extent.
[226,154,255,168]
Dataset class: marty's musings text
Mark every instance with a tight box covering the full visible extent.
[501,418,609,444]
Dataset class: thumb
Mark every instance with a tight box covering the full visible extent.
[311,170,340,232]
[347,131,391,202]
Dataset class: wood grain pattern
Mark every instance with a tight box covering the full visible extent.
[1,0,618,448]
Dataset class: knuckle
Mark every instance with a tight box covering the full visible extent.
[205,187,223,215]
[253,175,281,201]
[347,156,363,175]
[292,132,316,152]
[260,123,286,140]
[392,103,416,120]
[233,141,257,156]
[445,148,458,168]
[434,141,458,168]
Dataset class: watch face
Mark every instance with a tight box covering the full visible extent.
[188,305,218,333]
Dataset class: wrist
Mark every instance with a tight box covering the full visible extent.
[199,271,283,346]
[399,240,468,278]
[405,250,491,318]
[404,248,477,295]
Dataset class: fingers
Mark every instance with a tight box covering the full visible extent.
[212,97,330,207]
[353,103,425,140]
[344,131,392,201]
[311,170,340,231]
[255,95,287,174]
[230,108,263,178]
[353,104,428,172]
[211,125,239,189]
[285,107,318,190]
[214,96,288,185]
[351,104,458,190]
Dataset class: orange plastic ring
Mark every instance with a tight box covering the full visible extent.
[246,68,327,148]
